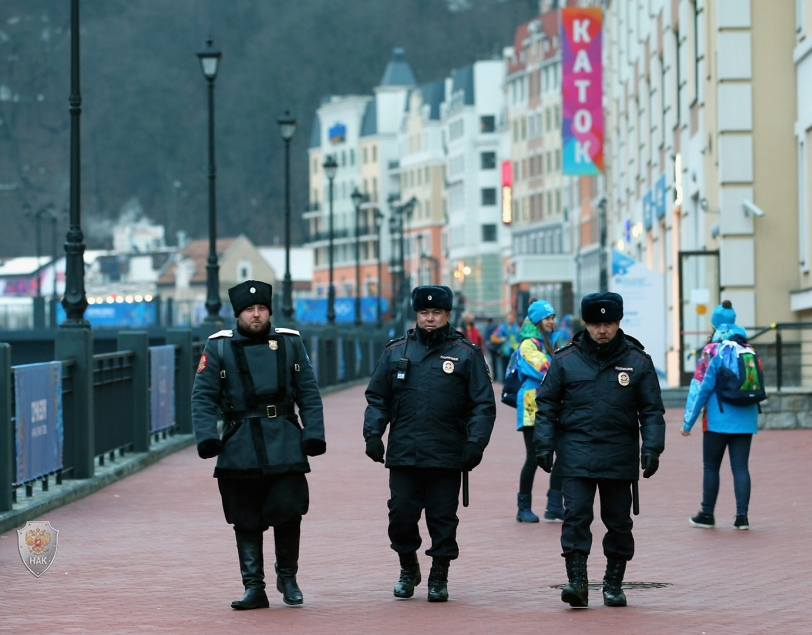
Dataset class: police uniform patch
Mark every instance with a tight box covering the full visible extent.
[197,353,208,373]
[618,371,630,386]
[442,360,454,374]
[269,340,278,351]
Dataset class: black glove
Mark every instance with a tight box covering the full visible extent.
[197,438,223,459]
[365,436,385,463]
[641,452,659,478]
[302,438,326,457]
[537,451,553,473]
[461,442,484,471]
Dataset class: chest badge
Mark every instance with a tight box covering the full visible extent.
[268,340,278,351]
[618,371,630,386]
[442,360,455,374]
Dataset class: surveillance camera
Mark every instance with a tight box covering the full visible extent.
[710,222,720,239]
[742,200,765,217]
[700,198,709,211]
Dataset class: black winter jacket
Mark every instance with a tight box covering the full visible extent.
[192,326,324,478]
[363,325,496,469]
[533,328,665,481]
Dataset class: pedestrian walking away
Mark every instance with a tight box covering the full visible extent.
[363,285,496,603]
[192,280,326,610]
[682,300,763,531]
[461,312,484,349]
[490,312,521,382]
[508,300,560,523]
[534,292,665,609]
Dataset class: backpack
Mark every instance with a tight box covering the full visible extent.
[500,348,523,408]
[715,341,767,411]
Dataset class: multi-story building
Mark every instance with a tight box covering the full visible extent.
[605,0,801,385]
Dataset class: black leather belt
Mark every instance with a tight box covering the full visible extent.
[223,403,295,422]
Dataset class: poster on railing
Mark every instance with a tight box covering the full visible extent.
[149,345,175,433]
[295,297,388,324]
[14,361,63,485]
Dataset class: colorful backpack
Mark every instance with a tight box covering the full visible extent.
[500,337,542,408]
[715,341,767,411]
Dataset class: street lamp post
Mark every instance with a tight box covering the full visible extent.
[351,187,364,326]
[196,38,223,328]
[374,209,384,327]
[597,197,608,293]
[323,155,338,324]
[277,110,297,322]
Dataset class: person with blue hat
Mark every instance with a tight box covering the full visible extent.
[510,300,563,524]
[363,285,496,603]
[534,291,665,609]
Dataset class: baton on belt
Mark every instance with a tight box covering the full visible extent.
[632,480,640,516]
[462,471,470,507]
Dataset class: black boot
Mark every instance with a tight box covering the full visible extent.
[274,521,303,606]
[231,530,269,610]
[561,553,589,608]
[602,558,627,607]
[393,552,421,599]
[427,557,450,602]
[516,493,540,523]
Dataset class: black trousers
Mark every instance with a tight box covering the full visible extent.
[388,467,461,560]
[561,477,634,561]
[218,473,309,533]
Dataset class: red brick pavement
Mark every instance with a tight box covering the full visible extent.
[2,383,812,634]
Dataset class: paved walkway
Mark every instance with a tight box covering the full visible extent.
[2,384,811,634]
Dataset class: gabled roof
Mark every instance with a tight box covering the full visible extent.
[156,237,238,286]
[379,48,416,87]
[451,65,474,105]
[309,113,321,149]
[360,99,377,137]
[419,80,445,120]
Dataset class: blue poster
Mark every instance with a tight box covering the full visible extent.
[642,190,653,231]
[14,362,63,485]
[56,301,156,328]
[295,297,387,324]
[150,345,175,433]
[655,174,667,220]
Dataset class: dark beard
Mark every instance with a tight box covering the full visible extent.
[237,321,271,339]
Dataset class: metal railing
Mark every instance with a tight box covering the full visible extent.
[747,322,812,391]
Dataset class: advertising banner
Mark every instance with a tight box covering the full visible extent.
[149,345,175,433]
[611,250,666,382]
[561,7,604,175]
[14,362,63,485]
[56,301,156,328]
[295,297,388,324]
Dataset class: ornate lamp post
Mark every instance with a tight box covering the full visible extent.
[323,155,338,323]
[597,197,608,293]
[351,187,364,326]
[277,110,297,321]
[374,209,384,327]
[196,38,223,327]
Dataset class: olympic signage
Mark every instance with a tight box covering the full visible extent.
[561,7,604,175]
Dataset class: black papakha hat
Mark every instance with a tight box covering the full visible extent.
[581,292,624,323]
[411,285,454,311]
[228,280,273,317]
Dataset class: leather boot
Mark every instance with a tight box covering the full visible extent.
[231,530,269,610]
[393,552,422,598]
[602,558,627,607]
[427,557,450,602]
[561,553,589,608]
[516,493,540,523]
[274,521,303,606]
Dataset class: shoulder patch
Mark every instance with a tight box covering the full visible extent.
[208,329,233,339]
[275,327,301,336]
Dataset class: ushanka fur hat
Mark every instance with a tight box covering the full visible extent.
[581,292,624,323]
[411,285,454,311]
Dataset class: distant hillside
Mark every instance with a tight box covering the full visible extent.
[0,0,537,257]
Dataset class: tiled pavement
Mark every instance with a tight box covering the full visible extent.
[2,383,811,634]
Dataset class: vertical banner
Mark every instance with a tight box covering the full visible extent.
[150,345,175,433]
[14,362,63,485]
[561,7,604,175]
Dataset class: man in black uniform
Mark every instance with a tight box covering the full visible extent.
[363,285,496,602]
[192,280,325,610]
[534,292,665,608]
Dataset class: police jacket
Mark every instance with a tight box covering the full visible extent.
[363,324,496,470]
[192,325,325,478]
[533,328,665,481]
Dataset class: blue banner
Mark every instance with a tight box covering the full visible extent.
[655,174,667,220]
[642,189,653,232]
[149,346,175,433]
[56,301,156,328]
[295,297,387,324]
[14,362,63,485]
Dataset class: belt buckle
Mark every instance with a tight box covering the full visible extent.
[266,405,277,418]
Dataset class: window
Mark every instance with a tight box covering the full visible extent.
[480,115,495,132]
[481,152,496,169]
[482,224,497,242]
[363,147,368,164]
[341,151,346,166]
[513,121,519,143]
[521,117,527,140]
[349,149,355,165]
[425,167,430,182]
[481,188,497,205]
[546,108,551,132]
[555,149,561,170]
[372,146,377,162]
[313,158,318,174]
[554,105,560,129]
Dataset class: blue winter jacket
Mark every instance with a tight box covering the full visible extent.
[682,325,759,435]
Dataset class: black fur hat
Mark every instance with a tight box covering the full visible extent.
[581,292,623,323]
[228,280,273,317]
[411,285,454,311]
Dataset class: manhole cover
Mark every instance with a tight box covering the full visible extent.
[550,582,673,590]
